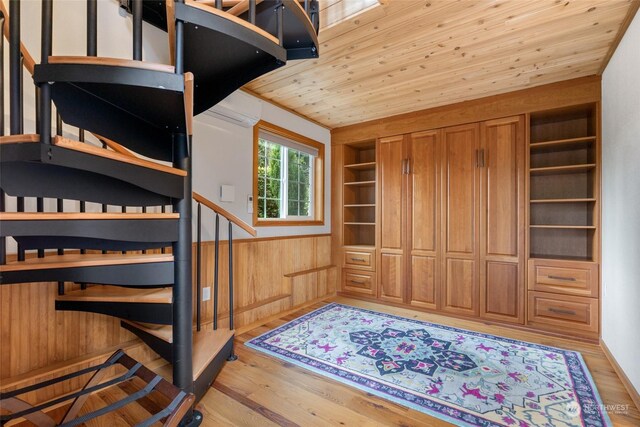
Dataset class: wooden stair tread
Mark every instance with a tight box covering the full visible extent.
[192,328,234,379]
[57,286,172,304]
[53,137,187,177]
[123,321,234,379]
[47,56,175,74]
[1,253,174,272]
[184,0,279,44]
[0,212,179,220]
[0,134,39,144]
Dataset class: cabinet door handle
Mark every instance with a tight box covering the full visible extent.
[401,158,408,175]
[547,275,576,282]
[350,257,366,262]
[548,307,577,316]
[480,149,485,167]
[475,149,480,168]
[350,280,365,285]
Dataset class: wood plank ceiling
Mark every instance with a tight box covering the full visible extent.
[245,0,638,129]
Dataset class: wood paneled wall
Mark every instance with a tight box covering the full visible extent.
[331,76,601,145]
[0,234,333,385]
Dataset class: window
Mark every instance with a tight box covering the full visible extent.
[253,121,324,226]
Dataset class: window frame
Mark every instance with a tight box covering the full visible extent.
[253,120,325,226]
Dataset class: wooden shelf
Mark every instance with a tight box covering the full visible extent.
[344,161,376,170]
[530,254,595,262]
[343,244,375,250]
[344,222,375,226]
[530,198,596,203]
[530,164,596,175]
[343,180,375,186]
[530,225,596,229]
[530,136,596,150]
[344,204,376,207]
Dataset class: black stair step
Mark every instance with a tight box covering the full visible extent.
[238,0,319,60]
[121,320,234,400]
[1,212,178,252]
[33,58,193,162]
[174,1,287,114]
[0,253,174,286]
[56,285,173,325]
[0,135,185,205]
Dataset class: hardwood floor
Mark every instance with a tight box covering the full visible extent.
[45,296,639,426]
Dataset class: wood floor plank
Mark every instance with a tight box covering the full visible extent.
[198,386,280,427]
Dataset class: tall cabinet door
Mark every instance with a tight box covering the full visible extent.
[378,135,405,303]
[480,116,525,323]
[441,124,480,316]
[408,131,440,310]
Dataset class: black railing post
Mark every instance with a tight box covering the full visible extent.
[132,0,142,60]
[227,221,237,361]
[0,12,4,136]
[171,132,193,392]
[213,213,219,331]
[161,205,167,254]
[87,0,97,56]
[215,0,222,10]
[1,13,5,265]
[196,202,202,332]
[304,0,309,14]
[276,3,284,47]
[249,0,256,25]
[9,0,21,135]
[40,0,53,145]
[16,197,24,261]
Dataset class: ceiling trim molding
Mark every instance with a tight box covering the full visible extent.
[240,88,332,130]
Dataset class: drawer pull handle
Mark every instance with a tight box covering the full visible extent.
[350,257,366,262]
[350,280,365,285]
[547,275,576,282]
[549,307,577,316]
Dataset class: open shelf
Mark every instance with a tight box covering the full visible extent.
[342,140,377,248]
[530,225,596,229]
[528,103,598,262]
[530,164,596,175]
[530,198,596,203]
[344,180,376,186]
[530,136,596,151]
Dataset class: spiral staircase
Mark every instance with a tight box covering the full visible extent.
[0,0,318,425]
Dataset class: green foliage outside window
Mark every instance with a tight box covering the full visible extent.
[257,138,312,219]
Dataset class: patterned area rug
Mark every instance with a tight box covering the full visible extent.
[246,303,612,427]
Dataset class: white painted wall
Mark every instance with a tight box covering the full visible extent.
[601,12,640,393]
[4,0,330,248]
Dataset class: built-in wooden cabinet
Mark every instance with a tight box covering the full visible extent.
[339,141,377,296]
[378,136,405,303]
[334,88,601,340]
[441,124,481,317]
[479,117,526,324]
[407,131,440,310]
[526,104,600,339]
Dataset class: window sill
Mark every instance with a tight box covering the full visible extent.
[254,219,325,227]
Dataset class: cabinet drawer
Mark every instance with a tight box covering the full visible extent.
[342,269,376,295]
[343,249,374,270]
[528,259,598,297]
[527,291,598,336]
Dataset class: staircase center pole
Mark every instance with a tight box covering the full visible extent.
[171,6,193,391]
[9,0,22,135]
[172,133,193,392]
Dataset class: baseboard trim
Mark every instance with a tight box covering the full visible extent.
[600,339,640,411]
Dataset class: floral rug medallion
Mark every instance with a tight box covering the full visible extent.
[246,303,611,426]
